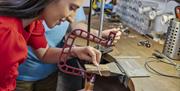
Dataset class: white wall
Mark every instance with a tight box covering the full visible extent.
[83,0,90,7]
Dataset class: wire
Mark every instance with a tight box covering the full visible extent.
[153,50,177,66]
[144,57,180,79]
[87,0,93,46]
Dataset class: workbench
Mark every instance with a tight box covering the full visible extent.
[104,31,180,91]
[75,16,180,91]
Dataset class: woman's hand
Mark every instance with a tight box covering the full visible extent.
[102,28,121,43]
[71,46,102,66]
[77,89,92,91]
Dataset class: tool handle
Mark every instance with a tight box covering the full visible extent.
[175,6,180,20]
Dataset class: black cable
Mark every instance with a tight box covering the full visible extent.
[144,57,180,79]
[144,57,160,75]
[83,0,94,88]
[87,0,93,46]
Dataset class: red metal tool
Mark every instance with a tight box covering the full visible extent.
[175,6,180,20]
[58,29,116,79]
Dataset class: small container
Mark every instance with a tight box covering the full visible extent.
[163,18,180,60]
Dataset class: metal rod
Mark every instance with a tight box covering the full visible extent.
[97,0,105,76]
[98,0,105,38]
[97,0,105,51]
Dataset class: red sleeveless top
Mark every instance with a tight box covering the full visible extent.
[0,16,47,91]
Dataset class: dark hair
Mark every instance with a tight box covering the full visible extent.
[175,0,180,3]
[0,0,53,19]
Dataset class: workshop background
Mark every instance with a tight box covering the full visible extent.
[56,0,180,91]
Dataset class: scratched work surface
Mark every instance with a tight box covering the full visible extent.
[56,14,180,91]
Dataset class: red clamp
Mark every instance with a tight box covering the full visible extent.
[58,29,116,79]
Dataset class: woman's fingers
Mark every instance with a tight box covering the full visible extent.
[115,35,121,40]
[103,28,122,41]
[72,46,102,66]
[86,46,101,66]
[92,48,102,65]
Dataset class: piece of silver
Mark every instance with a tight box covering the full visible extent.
[97,66,102,76]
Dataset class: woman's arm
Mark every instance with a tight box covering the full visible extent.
[70,22,121,43]
[34,46,101,66]
[27,20,102,66]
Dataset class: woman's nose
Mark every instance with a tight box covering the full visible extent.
[66,16,75,23]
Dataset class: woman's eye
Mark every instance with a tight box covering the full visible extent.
[70,6,76,11]
[70,4,79,11]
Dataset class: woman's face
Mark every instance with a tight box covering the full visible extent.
[42,0,85,28]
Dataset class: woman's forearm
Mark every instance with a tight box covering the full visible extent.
[40,47,62,64]
[34,47,72,64]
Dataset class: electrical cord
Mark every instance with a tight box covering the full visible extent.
[153,50,177,66]
[144,56,180,79]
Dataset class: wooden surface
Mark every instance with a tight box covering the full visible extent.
[75,16,180,91]
[108,32,180,91]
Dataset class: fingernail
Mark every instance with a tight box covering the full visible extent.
[95,63,99,66]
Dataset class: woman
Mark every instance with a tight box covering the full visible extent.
[0,0,102,90]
